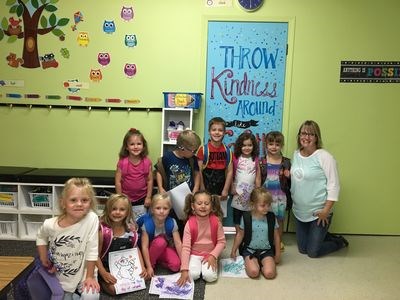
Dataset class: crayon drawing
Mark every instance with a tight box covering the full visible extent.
[219,256,249,278]
[149,273,194,300]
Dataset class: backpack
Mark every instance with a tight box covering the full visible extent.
[202,143,232,169]
[100,222,138,259]
[239,211,276,256]
[120,156,151,178]
[136,212,175,242]
[187,214,219,246]
[259,156,293,210]
[155,156,196,190]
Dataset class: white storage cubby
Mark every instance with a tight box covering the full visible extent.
[160,108,193,155]
[0,182,115,240]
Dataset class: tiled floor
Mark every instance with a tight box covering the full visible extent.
[205,233,400,300]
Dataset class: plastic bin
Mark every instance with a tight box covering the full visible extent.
[163,92,202,109]
[0,214,17,238]
[24,215,46,237]
[0,192,17,208]
[29,192,52,208]
[96,196,107,214]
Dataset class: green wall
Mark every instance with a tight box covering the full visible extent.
[1,0,399,235]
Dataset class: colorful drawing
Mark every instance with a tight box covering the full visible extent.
[219,256,249,278]
[60,48,70,59]
[103,20,115,34]
[39,53,59,69]
[0,1,69,69]
[109,248,146,295]
[149,273,194,300]
[120,6,134,22]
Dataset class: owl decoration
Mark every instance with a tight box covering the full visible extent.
[124,34,137,48]
[77,32,89,46]
[98,52,110,67]
[120,6,134,21]
[103,20,116,34]
[124,63,137,78]
[90,69,103,82]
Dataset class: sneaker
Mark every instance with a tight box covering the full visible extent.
[167,120,176,131]
[176,121,184,131]
[326,233,349,248]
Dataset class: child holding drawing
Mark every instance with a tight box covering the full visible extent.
[97,194,147,295]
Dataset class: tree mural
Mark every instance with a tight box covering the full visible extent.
[0,0,69,69]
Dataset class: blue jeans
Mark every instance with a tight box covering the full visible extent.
[295,214,341,258]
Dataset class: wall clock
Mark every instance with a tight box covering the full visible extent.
[238,0,264,11]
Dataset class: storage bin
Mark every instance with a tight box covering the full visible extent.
[23,215,47,238]
[0,214,17,238]
[96,196,107,214]
[29,192,52,208]
[0,192,17,208]
[163,92,202,109]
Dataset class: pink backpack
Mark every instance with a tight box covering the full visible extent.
[188,214,219,246]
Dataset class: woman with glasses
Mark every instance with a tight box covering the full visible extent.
[290,120,348,258]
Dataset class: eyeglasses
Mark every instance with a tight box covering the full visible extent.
[300,132,316,137]
[179,146,197,154]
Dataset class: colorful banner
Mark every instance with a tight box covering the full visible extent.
[340,61,400,83]
[205,21,288,157]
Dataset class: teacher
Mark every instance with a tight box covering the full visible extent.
[290,120,348,258]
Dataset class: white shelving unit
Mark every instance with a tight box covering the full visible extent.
[160,108,193,155]
[0,182,114,241]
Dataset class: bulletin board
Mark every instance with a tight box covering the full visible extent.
[0,0,161,111]
[205,21,288,157]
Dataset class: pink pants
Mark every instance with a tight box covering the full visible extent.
[149,235,180,272]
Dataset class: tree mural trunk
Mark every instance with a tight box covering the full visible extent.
[22,25,40,68]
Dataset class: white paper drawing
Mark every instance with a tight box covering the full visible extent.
[149,273,194,300]
[219,256,249,278]
[109,248,146,294]
[168,182,191,220]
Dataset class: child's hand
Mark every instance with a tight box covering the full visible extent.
[146,266,154,278]
[176,270,190,287]
[101,271,117,284]
[203,254,217,271]
[144,196,152,208]
[140,268,149,280]
[283,169,290,178]
[230,251,237,260]
[40,258,56,273]
[82,277,100,293]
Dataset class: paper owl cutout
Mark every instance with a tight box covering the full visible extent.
[124,63,137,78]
[98,52,110,67]
[124,34,137,48]
[103,20,115,34]
[90,69,103,82]
[77,32,89,46]
[121,6,134,21]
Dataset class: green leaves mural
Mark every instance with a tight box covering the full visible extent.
[0,0,69,68]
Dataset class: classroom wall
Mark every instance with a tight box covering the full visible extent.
[1,0,399,235]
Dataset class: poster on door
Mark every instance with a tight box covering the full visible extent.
[205,21,288,157]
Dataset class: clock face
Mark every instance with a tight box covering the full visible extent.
[238,0,264,11]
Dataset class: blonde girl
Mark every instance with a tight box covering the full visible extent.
[36,178,100,299]
[177,191,226,286]
[138,193,182,278]
[97,194,146,295]
[115,128,153,214]
[230,187,281,279]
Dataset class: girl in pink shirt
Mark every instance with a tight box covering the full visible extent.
[177,191,226,286]
[115,128,153,215]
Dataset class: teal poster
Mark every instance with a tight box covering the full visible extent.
[205,21,288,157]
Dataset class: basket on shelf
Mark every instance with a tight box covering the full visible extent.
[0,220,17,237]
[0,192,17,208]
[24,221,43,237]
[29,192,52,208]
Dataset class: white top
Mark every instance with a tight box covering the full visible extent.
[231,156,257,211]
[36,211,99,292]
[291,149,340,222]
